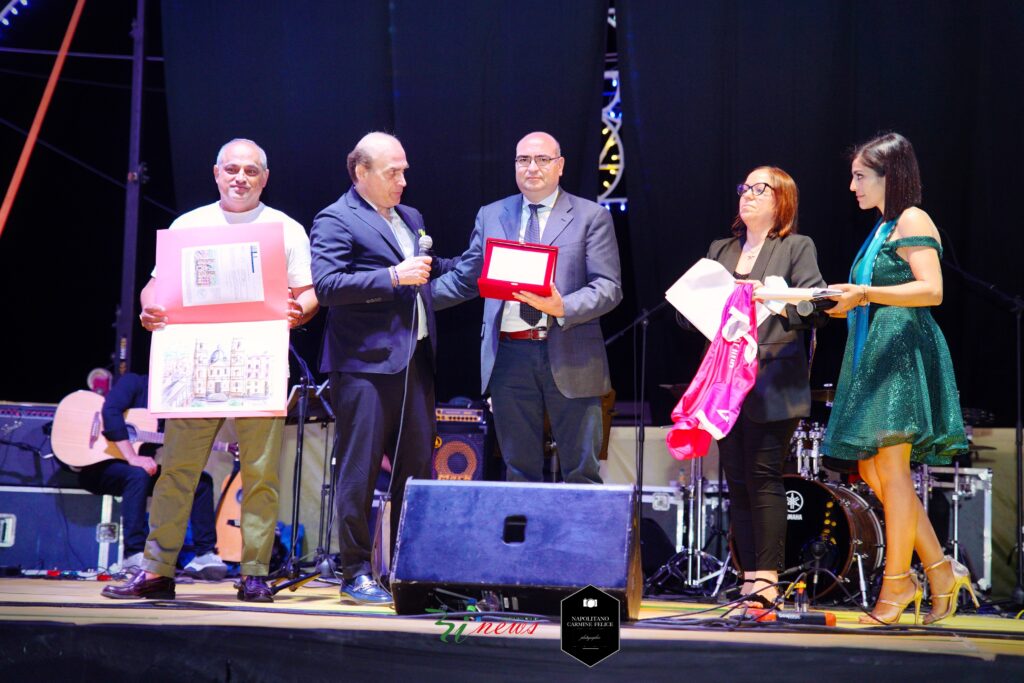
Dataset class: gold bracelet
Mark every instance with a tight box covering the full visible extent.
[860,285,869,307]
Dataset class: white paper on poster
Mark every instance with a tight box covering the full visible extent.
[486,246,549,285]
[148,319,289,417]
[181,241,266,307]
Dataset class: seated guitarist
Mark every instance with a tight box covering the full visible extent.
[77,372,227,579]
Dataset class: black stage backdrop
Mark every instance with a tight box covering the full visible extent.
[160,0,608,402]
[2,2,1022,427]
[617,0,1024,423]
[0,2,177,404]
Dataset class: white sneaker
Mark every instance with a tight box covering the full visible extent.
[114,552,144,576]
[184,552,228,580]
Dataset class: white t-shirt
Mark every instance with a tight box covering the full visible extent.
[153,201,313,288]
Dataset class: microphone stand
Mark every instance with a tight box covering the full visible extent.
[605,300,671,526]
[270,343,334,593]
[942,260,1024,606]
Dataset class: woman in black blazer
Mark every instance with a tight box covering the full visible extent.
[703,166,826,608]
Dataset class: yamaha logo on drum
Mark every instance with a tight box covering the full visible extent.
[786,490,804,520]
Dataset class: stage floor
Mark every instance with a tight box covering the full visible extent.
[3,576,1024,681]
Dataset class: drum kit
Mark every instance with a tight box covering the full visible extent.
[645,387,994,607]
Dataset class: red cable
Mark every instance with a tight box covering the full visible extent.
[0,0,88,240]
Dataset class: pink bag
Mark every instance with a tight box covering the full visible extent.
[666,283,759,459]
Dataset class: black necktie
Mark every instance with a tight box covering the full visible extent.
[519,204,544,326]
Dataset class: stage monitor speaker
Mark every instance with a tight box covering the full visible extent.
[391,480,642,619]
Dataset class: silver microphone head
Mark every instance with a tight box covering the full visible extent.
[418,233,433,252]
[796,299,814,316]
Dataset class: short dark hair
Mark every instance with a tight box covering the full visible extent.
[850,132,922,221]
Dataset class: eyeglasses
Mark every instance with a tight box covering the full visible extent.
[736,182,773,196]
[221,163,263,178]
[514,155,561,169]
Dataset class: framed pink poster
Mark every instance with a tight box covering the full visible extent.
[148,223,290,417]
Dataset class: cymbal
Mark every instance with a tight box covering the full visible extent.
[811,388,836,403]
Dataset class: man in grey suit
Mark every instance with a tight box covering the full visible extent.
[432,131,622,483]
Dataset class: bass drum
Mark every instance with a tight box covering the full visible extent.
[783,476,883,598]
[733,476,883,599]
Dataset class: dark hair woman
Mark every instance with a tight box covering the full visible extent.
[823,132,974,625]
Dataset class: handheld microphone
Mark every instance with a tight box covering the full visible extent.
[417,233,433,256]
[796,298,838,316]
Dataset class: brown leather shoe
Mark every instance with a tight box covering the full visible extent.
[101,571,176,600]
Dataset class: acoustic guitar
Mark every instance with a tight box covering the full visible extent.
[50,390,237,467]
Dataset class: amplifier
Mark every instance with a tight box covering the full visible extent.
[435,407,485,424]
[432,431,486,480]
[432,403,494,481]
[0,402,77,487]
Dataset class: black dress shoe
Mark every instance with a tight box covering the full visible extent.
[237,575,274,603]
[101,571,175,600]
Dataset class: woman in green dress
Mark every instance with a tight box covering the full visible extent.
[823,132,975,625]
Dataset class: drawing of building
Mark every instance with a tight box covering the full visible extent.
[191,338,271,401]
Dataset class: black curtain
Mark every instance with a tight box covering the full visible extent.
[161,0,609,400]
[618,0,1024,424]
[0,2,176,404]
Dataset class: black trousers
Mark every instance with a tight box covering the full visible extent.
[718,413,799,572]
[330,340,435,580]
[78,459,217,557]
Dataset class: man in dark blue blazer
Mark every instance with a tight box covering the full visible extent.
[432,132,622,484]
[311,132,448,605]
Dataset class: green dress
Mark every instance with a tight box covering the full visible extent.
[823,236,968,464]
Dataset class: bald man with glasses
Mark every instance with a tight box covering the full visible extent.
[432,131,622,484]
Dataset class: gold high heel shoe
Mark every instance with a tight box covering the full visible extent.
[922,556,980,625]
[859,571,923,625]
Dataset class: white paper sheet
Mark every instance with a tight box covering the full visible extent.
[181,241,266,307]
[665,259,802,340]
[756,276,790,325]
[665,259,736,341]
[148,319,288,417]
[486,245,549,285]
